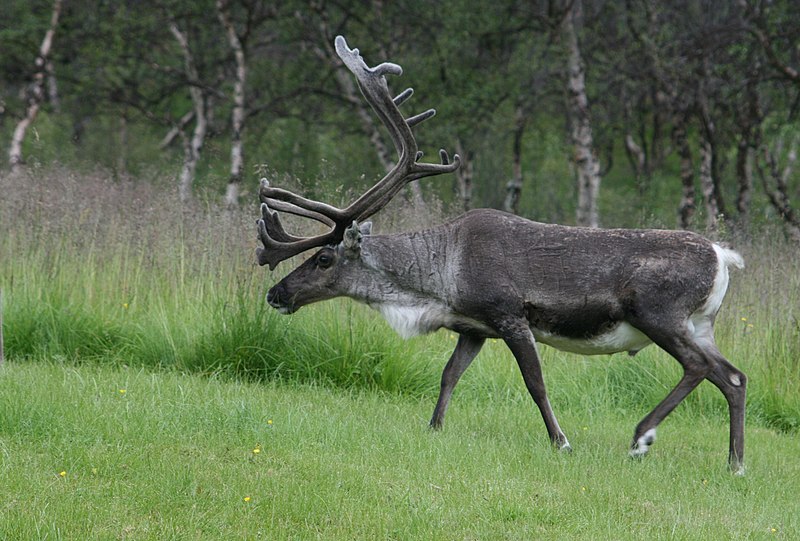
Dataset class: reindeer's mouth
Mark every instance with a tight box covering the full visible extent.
[267,285,297,314]
[273,304,295,315]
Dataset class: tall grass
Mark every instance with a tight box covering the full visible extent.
[1,166,798,436]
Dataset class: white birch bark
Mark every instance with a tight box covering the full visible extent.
[217,0,246,207]
[170,22,208,202]
[8,0,62,172]
[562,1,601,228]
[503,106,526,214]
[455,138,475,212]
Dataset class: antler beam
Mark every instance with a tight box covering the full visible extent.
[257,36,460,270]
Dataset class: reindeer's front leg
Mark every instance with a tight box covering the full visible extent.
[429,334,485,430]
[503,328,571,451]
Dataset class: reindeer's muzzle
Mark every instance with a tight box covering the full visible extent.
[267,283,295,314]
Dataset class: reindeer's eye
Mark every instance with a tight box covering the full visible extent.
[317,253,334,268]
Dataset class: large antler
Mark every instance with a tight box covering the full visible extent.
[257,35,460,270]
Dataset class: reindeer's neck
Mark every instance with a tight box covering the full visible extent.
[343,227,471,338]
[363,228,455,299]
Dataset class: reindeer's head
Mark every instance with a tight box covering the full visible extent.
[266,221,372,313]
[256,36,458,311]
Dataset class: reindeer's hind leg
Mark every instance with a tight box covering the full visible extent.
[703,352,747,474]
[627,318,746,472]
[429,334,485,430]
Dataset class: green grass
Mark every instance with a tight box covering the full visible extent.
[1,167,800,539]
[1,360,798,540]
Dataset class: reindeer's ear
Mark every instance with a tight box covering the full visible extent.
[343,220,363,258]
[359,221,373,236]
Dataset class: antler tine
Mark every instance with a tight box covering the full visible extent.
[259,182,343,223]
[356,152,462,221]
[257,199,343,270]
[394,88,413,106]
[256,179,342,269]
[257,38,460,269]
[257,217,338,270]
[406,108,436,128]
[334,35,460,224]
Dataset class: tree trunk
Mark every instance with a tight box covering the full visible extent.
[116,112,128,178]
[735,63,763,230]
[757,142,800,243]
[454,138,474,212]
[699,138,720,233]
[624,133,647,194]
[735,141,753,228]
[170,22,208,202]
[8,0,62,172]
[504,106,526,214]
[46,59,60,113]
[217,0,246,208]
[697,61,727,223]
[562,1,601,228]
[673,118,695,229]
[159,110,195,150]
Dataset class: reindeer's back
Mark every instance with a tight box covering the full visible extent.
[448,209,719,323]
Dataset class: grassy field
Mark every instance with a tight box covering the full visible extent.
[1,168,799,539]
[1,360,798,540]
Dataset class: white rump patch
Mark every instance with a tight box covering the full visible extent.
[689,244,744,340]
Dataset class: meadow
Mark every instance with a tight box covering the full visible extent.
[1,168,799,539]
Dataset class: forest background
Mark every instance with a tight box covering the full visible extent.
[2,0,799,237]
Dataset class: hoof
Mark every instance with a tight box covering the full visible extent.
[629,428,657,458]
[730,463,746,476]
[559,441,573,453]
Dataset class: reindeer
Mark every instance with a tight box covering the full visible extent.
[256,36,747,474]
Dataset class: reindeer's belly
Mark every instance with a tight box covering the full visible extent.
[532,322,652,355]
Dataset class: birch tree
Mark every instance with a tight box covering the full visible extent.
[216,0,248,207]
[169,21,208,202]
[8,0,62,172]
[562,0,601,227]
[503,105,526,214]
